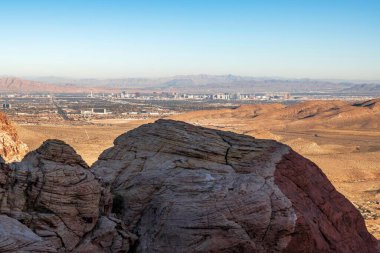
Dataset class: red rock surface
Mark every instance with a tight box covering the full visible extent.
[0,112,28,162]
[275,150,378,253]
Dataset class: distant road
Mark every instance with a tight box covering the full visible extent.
[273,130,380,145]
[51,97,70,120]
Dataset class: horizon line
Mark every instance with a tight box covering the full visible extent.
[0,74,378,83]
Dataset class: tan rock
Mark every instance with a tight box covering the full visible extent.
[0,112,28,162]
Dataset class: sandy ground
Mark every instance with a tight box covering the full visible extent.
[15,120,153,166]
[15,116,380,238]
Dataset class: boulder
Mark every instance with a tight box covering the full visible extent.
[93,119,379,253]
[0,139,134,252]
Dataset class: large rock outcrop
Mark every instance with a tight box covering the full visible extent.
[0,140,135,252]
[0,112,28,162]
[0,119,378,252]
[93,119,379,253]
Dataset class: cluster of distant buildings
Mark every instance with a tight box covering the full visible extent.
[79,108,174,117]
[80,108,108,115]
[110,91,291,101]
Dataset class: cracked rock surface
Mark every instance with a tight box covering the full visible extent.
[0,140,135,252]
[92,119,379,253]
[0,119,378,252]
[0,214,56,252]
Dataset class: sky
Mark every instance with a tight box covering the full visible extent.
[0,0,379,80]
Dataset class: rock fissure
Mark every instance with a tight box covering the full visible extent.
[216,132,237,171]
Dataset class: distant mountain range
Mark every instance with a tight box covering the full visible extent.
[341,83,380,93]
[1,75,379,94]
[0,77,119,93]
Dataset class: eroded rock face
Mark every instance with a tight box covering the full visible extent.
[275,151,378,253]
[93,119,379,253]
[0,112,28,162]
[0,139,134,252]
[0,119,378,252]
[0,214,56,252]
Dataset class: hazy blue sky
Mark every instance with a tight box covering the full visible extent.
[0,0,379,79]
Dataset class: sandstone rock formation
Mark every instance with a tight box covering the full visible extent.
[93,119,379,253]
[0,119,378,252]
[0,214,56,252]
[0,140,135,252]
[0,112,28,162]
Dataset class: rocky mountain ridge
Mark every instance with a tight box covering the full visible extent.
[0,119,378,252]
[0,77,119,93]
[28,75,355,93]
[4,75,380,94]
